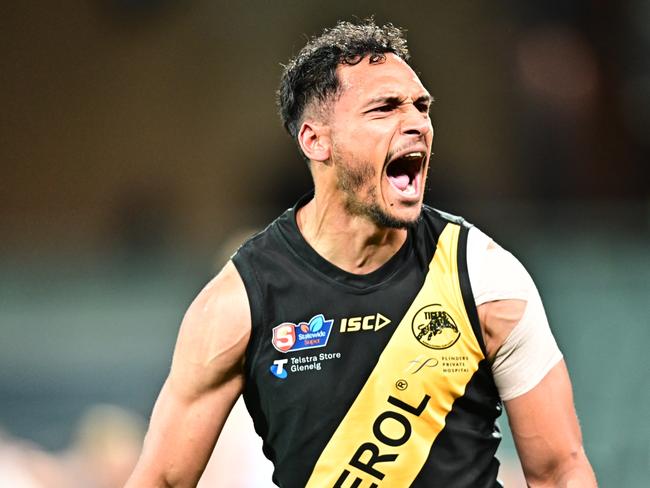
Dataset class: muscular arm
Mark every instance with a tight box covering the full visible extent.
[479,300,597,487]
[125,261,251,488]
[505,360,597,487]
[474,235,596,486]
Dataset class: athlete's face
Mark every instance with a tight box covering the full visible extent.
[328,53,433,228]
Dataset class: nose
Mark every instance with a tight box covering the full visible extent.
[401,105,432,137]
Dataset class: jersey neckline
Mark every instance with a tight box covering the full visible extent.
[273,192,414,290]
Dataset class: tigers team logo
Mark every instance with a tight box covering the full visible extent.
[411,304,460,350]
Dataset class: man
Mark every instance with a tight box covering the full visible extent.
[126,20,597,487]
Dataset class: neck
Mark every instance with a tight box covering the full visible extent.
[296,190,408,275]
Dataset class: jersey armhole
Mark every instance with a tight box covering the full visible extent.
[231,253,266,375]
[457,223,489,358]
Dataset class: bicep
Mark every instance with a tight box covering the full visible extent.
[505,360,588,485]
[127,261,251,487]
[133,375,244,487]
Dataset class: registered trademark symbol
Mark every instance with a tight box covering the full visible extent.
[395,379,408,391]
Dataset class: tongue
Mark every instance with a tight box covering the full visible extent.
[389,174,410,191]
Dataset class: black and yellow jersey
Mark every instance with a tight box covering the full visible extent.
[232,194,503,487]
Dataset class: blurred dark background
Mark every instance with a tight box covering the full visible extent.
[1,1,648,486]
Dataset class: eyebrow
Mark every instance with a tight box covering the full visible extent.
[364,93,433,107]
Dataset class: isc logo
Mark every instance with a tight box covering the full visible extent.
[339,313,391,333]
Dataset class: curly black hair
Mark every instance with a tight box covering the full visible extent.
[277,19,410,154]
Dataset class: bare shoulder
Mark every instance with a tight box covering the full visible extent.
[125,262,252,487]
[169,260,252,397]
[180,260,251,337]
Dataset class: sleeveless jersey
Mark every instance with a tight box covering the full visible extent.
[232,194,503,488]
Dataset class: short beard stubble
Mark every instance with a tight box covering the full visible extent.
[335,155,421,229]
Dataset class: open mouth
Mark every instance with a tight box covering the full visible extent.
[386,151,426,197]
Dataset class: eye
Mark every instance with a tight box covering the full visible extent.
[372,105,394,113]
[415,102,430,114]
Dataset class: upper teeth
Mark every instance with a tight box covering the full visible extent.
[403,152,423,160]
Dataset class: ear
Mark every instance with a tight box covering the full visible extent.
[298,121,331,163]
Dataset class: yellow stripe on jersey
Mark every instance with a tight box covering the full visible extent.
[305,223,485,487]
